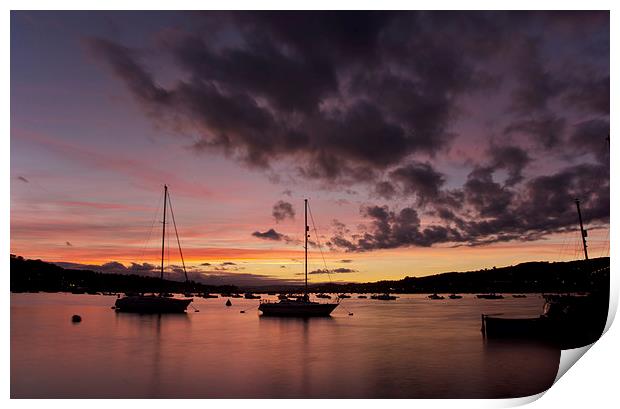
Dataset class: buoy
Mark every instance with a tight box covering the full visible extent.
[225,299,232,307]
[72,315,82,323]
[240,310,245,313]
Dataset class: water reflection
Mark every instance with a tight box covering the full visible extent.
[11,293,561,398]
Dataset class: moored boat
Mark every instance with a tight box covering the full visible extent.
[481,199,609,348]
[114,185,192,313]
[371,293,398,300]
[476,293,504,299]
[258,199,339,317]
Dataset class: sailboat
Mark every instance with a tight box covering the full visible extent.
[114,185,193,313]
[258,199,339,317]
[481,198,609,348]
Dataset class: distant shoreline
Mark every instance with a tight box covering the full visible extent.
[10,254,609,295]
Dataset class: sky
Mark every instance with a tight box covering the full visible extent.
[10,11,610,286]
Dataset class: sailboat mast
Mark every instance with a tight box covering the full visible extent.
[575,198,589,260]
[161,185,168,280]
[305,198,308,297]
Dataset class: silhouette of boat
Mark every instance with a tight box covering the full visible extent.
[482,290,608,347]
[277,294,289,300]
[448,294,463,299]
[244,293,261,299]
[512,294,527,298]
[476,293,504,299]
[316,293,332,299]
[371,293,398,300]
[115,185,192,313]
[482,199,609,348]
[358,295,367,299]
[259,199,338,317]
[428,293,445,300]
[338,293,351,298]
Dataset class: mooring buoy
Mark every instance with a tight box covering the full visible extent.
[226,299,232,307]
[72,315,82,323]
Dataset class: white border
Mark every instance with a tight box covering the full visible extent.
[3,2,617,408]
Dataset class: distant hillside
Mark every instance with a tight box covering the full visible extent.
[303,257,610,294]
[10,254,609,295]
[10,254,239,294]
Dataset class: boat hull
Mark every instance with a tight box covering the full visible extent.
[114,296,192,313]
[258,302,338,317]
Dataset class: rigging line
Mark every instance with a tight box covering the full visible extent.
[167,201,171,273]
[135,192,164,271]
[307,201,332,284]
[167,191,189,283]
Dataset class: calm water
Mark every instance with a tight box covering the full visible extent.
[11,293,560,398]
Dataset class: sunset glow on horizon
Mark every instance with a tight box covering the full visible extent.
[11,11,609,286]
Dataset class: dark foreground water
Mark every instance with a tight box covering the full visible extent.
[11,293,560,398]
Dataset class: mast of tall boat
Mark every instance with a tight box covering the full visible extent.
[575,198,589,260]
[304,198,309,299]
[161,185,168,280]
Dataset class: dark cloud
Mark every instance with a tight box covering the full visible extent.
[463,167,514,218]
[504,113,566,150]
[487,144,531,186]
[563,75,609,115]
[568,119,610,164]
[509,39,568,115]
[307,267,357,275]
[272,200,295,222]
[56,261,160,277]
[329,204,462,251]
[86,38,169,105]
[252,228,285,241]
[86,12,510,184]
[376,162,445,204]
[85,12,608,250]
[331,161,609,251]
[87,12,608,185]
[56,260,299,286]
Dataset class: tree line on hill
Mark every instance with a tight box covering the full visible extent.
[10,255,239,294]
[301,257,609,295]
[10,254,608,295]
